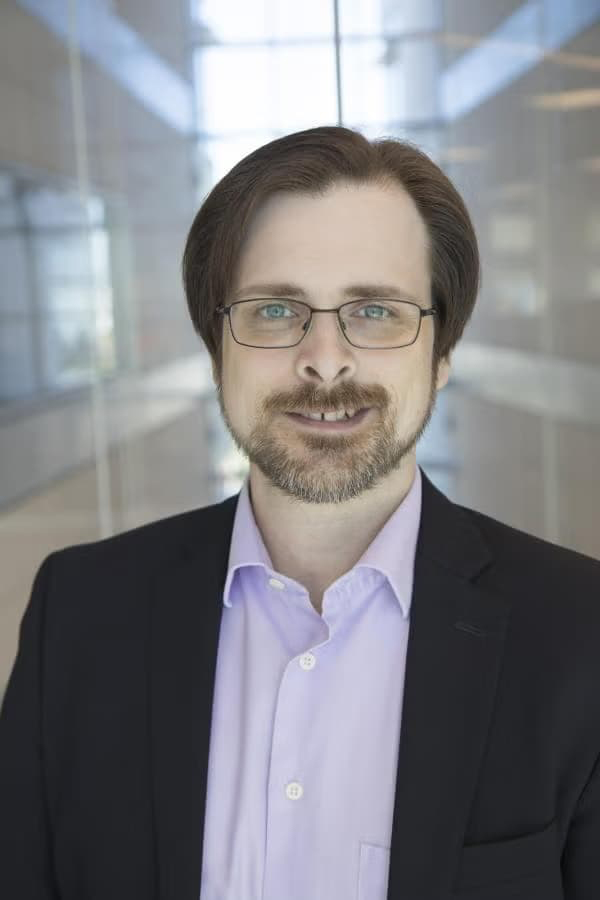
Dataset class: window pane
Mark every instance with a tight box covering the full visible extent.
[194,44,338,135]
[339,38,388,126]
[191,0,333,42]
[0,234,30,315]
[0,318,37,402]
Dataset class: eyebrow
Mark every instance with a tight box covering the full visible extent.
[232,281,419,303]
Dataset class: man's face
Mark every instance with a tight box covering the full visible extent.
[212,180,450,505]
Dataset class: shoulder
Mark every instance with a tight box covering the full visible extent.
[460,502,600,584]
[458,503,600,647]
[39,493,238,589]
[24,495,240,636]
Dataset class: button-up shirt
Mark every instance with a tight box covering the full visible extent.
[200,465,422,900]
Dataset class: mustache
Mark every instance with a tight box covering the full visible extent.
[269,390,385,413]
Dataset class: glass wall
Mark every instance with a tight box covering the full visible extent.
[0,172,118,405]
[1,0,599,690]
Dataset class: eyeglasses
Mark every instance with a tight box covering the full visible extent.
[215,298,437,350]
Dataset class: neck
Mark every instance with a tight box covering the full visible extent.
[247,456,417,604]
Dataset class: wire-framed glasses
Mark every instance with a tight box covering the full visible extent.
[215,298,437,350]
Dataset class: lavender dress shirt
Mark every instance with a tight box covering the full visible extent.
[199,465,423,900]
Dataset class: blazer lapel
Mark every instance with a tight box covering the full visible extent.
[149,467,510,900]
[387,469,511,898]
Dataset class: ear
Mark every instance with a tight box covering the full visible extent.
[435,354,451,391]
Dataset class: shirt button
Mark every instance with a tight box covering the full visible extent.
[299,652,316,670]
[286,781,304,800]
[268,577,285,590]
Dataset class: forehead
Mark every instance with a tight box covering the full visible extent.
[234,180,430,290]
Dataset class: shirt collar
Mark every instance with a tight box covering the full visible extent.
[222,465,423,619]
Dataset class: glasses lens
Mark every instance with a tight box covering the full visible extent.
[231,299,310,346]
[230,298,420,348]
[341,300,420,347]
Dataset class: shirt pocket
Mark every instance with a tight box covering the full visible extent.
[357,841,391,900]
[453,817,560,893]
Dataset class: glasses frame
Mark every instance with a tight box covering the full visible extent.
[215,298,438,350]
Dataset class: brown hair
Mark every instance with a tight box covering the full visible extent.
[182,125,480,377]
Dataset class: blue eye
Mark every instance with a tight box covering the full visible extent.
[354,304,393,319]
[258,302,296,318]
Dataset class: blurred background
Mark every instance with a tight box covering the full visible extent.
[1,0,600,695]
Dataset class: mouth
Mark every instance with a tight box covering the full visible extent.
[285,407,372,431]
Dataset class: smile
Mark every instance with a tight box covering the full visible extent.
[285,407,372,431]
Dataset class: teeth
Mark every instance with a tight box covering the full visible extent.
[301,407,359,421]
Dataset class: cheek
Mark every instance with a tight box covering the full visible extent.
[390,359,431,415]
[224,355,274,422]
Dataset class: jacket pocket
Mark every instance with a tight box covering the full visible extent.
[357,842,391,900]
[454,817,559,892]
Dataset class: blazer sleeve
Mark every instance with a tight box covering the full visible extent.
[0,553,61,900]
[562,746,600,899]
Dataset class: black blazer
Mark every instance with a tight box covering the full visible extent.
[1,467,599,900]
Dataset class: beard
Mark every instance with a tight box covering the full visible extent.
[214,364,439,506]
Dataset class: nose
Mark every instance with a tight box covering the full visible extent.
[301,309,348,346]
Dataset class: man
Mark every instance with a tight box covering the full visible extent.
[1,125,599,900]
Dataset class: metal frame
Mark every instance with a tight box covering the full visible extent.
[215,298,437,350]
